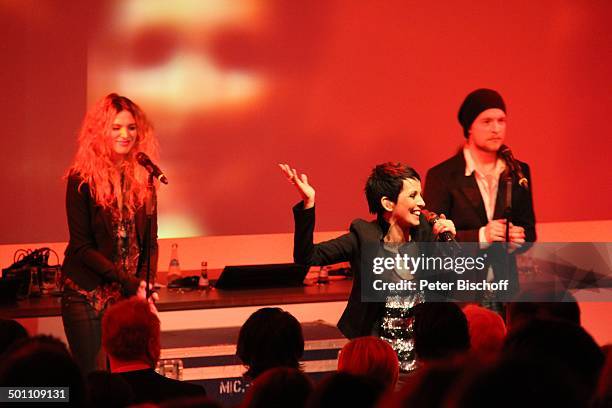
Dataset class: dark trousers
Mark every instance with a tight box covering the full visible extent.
[61,289,106,374]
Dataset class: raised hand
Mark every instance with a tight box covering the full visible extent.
[279,163,315,209]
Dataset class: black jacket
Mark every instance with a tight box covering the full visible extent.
[424,151,536,295]
[62,174,158,296]
[293,202,435,339]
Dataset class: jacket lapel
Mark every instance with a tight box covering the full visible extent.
[454,153,489,226]
[98,206,114,239]
[459,175,488,225]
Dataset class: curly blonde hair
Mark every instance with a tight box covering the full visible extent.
[67,93,160,215]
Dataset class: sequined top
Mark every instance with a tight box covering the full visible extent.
[377,242,425,372]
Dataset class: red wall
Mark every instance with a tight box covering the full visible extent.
[1,0,610,244]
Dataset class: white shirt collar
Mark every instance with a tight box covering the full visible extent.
[463,146,505,177]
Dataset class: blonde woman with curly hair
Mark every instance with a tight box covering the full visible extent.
[61,93,160,373]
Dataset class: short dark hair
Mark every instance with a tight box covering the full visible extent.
[237,308,304,380]
[412,303,470,361]
[365,162,420,216]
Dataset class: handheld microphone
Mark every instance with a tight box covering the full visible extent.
[498,145,528,190]
[136,152,168,184]
[421,209,456,243]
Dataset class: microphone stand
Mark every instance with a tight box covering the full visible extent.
[144,174,156,299]
[503,172,513,282]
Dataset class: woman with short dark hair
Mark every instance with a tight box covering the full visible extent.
[280,162,456,372]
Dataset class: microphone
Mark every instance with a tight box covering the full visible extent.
[421,209,456,243]
[498,145,528,190]
[136,152,168,184]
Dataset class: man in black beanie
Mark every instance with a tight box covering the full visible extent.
[423,88,536,307]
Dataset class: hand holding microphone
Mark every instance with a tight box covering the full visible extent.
[422,209,462,257]
[421,209,456,242]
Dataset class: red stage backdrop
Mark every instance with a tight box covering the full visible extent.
[1,0,610,244]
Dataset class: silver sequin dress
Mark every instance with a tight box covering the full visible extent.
[378,243,426,372]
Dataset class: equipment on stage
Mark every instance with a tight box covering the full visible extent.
[498,144,529,190]
[136,152,169,184]
[1,247,61,300]
[215,263,308,290]
[167,275,201,289]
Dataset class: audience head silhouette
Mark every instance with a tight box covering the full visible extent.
[237,307,304,380]
[412,302,470,362]
[103,297,161,368]
[338,336,399,390]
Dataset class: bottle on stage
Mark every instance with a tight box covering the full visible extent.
[168,243,181,283]
[199,261,210,289]
[318,265,330,284]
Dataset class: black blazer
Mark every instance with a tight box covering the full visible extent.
[62,174,158,296]
[424,152,536,295]
[293,202,435,339]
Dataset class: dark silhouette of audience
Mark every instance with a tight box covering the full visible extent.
[503,318,604,401]
[241,367,313,408]
[3,291,611,407]
[411,302,470,364]
[0,335,88,407]
[0,318,28,355]
[337,336,399,390]
[236,307,304,380]
[449,356,584,408]
[593,349,612,408]
[306,372,385,408]
[158,395,224,408]
[87,370,134,408]
[389,358,471,408]
[506,288,581,330]
[102,298,206,405]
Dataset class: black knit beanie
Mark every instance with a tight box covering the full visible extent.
[458,89,506,137]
